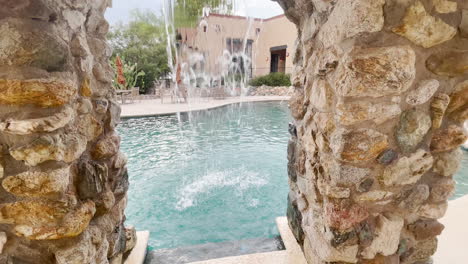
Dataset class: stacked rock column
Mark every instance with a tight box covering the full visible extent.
[278,0,468,263]
[0,1,134,263]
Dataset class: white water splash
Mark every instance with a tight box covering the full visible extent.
[176,167,267,210]
[248,198,260,207]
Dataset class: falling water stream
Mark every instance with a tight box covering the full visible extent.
[161,0,256,105]
[118,0,294,249]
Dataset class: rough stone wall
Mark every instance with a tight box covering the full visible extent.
[0,0,135,263]
[247,85,292,96]
[277,0,468,263]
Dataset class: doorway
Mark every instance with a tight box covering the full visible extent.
[270,45,287,73]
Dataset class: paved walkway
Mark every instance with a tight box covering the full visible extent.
[120,96,290,118]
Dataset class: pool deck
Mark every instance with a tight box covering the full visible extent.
[433,194,468,263]
[120,96,290,118]
[186,194,468,264]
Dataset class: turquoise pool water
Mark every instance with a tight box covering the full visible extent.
[118,102,291,249]
[453,150,468,200]
[118,101,468,250]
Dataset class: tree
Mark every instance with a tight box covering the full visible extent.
[108,10,170,93]
[174,0,234,27]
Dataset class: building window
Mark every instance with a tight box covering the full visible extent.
[246,39,253,57]
[226,38,232,52]
[203,26,207,32]
[232,39,242,53]
[225,38,254,78]
[256,28,261,35]
[226,38,243,53]
[226,38,254,55]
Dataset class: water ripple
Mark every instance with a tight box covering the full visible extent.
[175,167,267,211]
[118,102,292,249]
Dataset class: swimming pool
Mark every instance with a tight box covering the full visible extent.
[454,151,468,200]
[118,101,468,249]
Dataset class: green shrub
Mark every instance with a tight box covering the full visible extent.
[249,72,291,87]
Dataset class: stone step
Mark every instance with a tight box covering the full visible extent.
[187,217,307,264]
[141,195,468,264]
[186,195,468,264]
[145,237,285,264]
[189,250,289,264]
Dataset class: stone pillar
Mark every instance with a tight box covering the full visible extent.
[277,0,468,263]
[0,1,134,263]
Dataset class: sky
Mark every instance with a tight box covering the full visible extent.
[105,0,284,25]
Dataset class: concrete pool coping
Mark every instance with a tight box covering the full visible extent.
[120,96,291,118]
[125,231,150,264]
[187,194,468,264]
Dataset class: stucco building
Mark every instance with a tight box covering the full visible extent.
[176,13,297,79]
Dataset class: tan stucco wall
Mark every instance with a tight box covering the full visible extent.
[254,15,297,76]
[191,15,262,77]
[183,14,297,78]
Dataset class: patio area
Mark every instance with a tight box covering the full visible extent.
[120,96,291,118]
